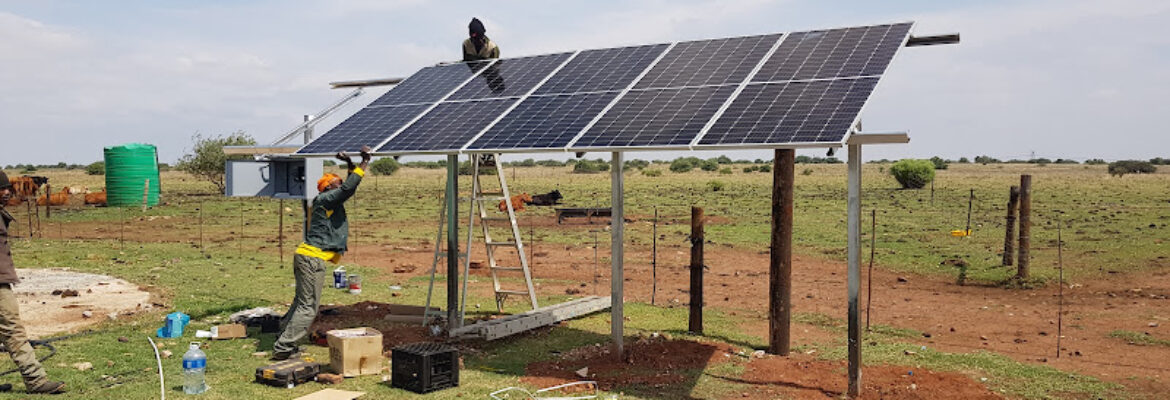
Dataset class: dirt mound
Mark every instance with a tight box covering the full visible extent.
[14,268,152,338]
[737,354,1002,399]
[308,301,439,350]
[523,336,735,390]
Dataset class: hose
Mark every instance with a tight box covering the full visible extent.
[147,337,165,400]
[0,330,94,377]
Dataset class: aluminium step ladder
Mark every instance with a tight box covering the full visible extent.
[461,154,538,320]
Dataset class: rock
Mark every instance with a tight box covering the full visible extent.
[903,350,917,356]
[73,362,93,371]
[751,350,766,358]
[979,335,989,341]
[1150,322,1160,328]
[161,350,173,359]
[393,264,419,274]
[117,336,129,343]
[565,288,582,295]
[107,313,119,321]
[922,332,932,338]
[106,360,115,367]
[59,289,80,298]
[896,276,908,283]
[316,373,344,385]
[82,310,93,318]
[575,367,589,378]
[391,292,401,297]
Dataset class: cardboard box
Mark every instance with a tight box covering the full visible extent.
[326,327,383,377]
[212,324,247,339]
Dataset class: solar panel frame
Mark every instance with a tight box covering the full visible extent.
[532,43,669,96]
[568,84,739,151]
[633,33,782,90]
[367,61,495,107]
[376,97,520,154]
[446,52,574,101]
[295,104,431,155]
[562,42,678,150]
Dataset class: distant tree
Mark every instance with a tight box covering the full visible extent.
[699,159,719,172]
[1108,160,1156,177]
[1028,158,1052,165]
[572,159,609,174]
[930,156,949,170]
[535,159,565,167]
[85,161,105,175]
[641,169,662,177]
[1054,159,1079,164]
[957,157,970,163]
[758,165,772,173]
[369,157,401,175]
[974,155,1000,164]
[1149,157,1170,165]
[795,155,811,163]
[889,159,935,189]
[713,155,733,164]
[1084,159,1107,165]
[176,131,256,193]
[669,157,701,173]
[624,159,650,170]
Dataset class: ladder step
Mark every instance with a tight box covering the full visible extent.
[485,241,517,247]
[481,217,511,222]
[491,266,524,272]
[496,290,530,296]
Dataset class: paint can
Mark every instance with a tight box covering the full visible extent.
[347,274,361,294]
[333,266,347,289]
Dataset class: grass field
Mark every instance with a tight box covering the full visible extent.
[0,161,1165,399]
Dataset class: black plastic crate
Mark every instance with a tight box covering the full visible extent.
[391,342,459,394]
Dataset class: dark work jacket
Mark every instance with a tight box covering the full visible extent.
[0,209,17,284]
[462,37,500,61]
[304,171,362,252]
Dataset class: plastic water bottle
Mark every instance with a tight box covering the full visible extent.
[182,342,208,394]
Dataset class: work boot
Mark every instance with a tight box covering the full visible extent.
[27,381,65,394]
[270,348,301,361]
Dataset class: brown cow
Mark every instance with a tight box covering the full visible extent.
[497,193,532,213]
[3,176,47,206]
[37,187,71,206]
[84,188,107,206]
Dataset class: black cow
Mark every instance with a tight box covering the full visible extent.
[528,190,562,206]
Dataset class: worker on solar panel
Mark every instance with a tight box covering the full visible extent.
[0,172,66,394]
[463,17,500,61]
[270,146,371,361]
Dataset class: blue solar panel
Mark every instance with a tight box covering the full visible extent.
[297,104,429,154]
[698,77,878,146]
[369,61,492,107]
[571,86,737,149]
[533,44,668,95]
[634,34,781,89]
[467,92,620,151]
[752,23,911,83]
[447,53,572,100]
[377,98,519,153]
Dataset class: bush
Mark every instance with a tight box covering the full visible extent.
[1149,157,1170,165]
[889,159,935,189]
[707,180,726,192]
[699,160,719,172]
[930,156,949,170]
[719,167,733,175]
[624,159,650,170]
[669,157,701,173]
[1054,159,1079,164]
[369,157,401,175]
[1084,159,1107,165]
[85,161,105,176]
[535,159,565,167]
[21,166,36,173]
[176,131,256,193]
[642,169,662,177]
[713,155,733,164]
[802,168,813,176]
[742,166,756,173]
[957,157,970,163]
[974,155,1000,164]
[457,161,496,175]
[572,159,609,174]
[1108,160,1156,177]
[758,165,772,173]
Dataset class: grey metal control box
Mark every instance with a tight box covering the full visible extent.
[226,157,323,200]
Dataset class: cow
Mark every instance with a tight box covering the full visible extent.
[84,188,107,206]
[527,190,563,206]
[497,193,533,212]
[37,187,72,206]
[3,176,48,206]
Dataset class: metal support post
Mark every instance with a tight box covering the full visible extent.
[847,144,863,398]
[446,154,460,330]
[610,152,625,357]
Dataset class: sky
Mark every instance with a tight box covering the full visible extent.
[1,0,1167,165]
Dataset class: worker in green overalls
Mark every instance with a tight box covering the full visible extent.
[272,146,370,361]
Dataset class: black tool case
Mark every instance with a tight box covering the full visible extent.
[255,359,321,389]
[391,343,459,394]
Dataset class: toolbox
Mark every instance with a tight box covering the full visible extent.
[255,358,321,389]
[391,343,459,394]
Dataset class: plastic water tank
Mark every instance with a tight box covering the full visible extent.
[104,143,161,207]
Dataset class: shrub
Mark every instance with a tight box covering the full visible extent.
[21,166,36,173]
[669,157,700,173]
[719,167,733,175]
[713,155,733,164]
[742,166,756,173]
[1054,159,1078,164]
[1084,159,1107,165]
[642,169,662,177]
[458,161,496,175]
[802,168,813,176]
[758,165,772,173]
[889,159,935,189]
[624,159,650,170]
[535,159,565,167]
[85,161,105,176]
[974,155,1000,164]
[369,157,401,175]
[707,180,726,192]
[1149,157,1170,165]
[930,156,949,170]
[1108,160,1156,177]
[957,157,970,163]
[699,160,719,172]
[573,159,609,174]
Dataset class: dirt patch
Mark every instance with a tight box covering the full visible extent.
[522,336,735,390]
[735,354,1002,400]
[307,301,440,351]
[14,268,152,338]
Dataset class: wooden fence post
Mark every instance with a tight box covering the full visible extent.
[689,206,704,334]
[1002,186,1019,266]
[1016,175,1032,279]
[770,149,794,355]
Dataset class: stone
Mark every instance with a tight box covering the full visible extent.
[575,367,589,378]
[73,362,93,371]
[82,310,93,318]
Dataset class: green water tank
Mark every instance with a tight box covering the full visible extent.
[104,143,161,207]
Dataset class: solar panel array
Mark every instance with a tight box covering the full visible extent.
[297,22,913,156]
